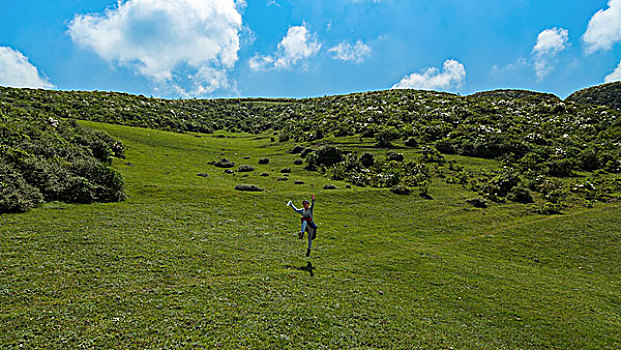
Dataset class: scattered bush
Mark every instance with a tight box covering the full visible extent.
[323,184,337,190]
[196,172,209,177]
[404,137,418,148]
[294,159,303,165]
[281,168,291,173]
[314,145,344,166]
[434,139,455,154]
[361,128,375,138]
[387,151,404,162]
[237,165,255,172]
[276,177,288,181]
[390,184,410,195]
[258,158,270,165]
[234,184,263,192]
[466,198,487,208]
[507,186,534,203]
[291,145,305,154]
[546,158,575,177]
[300,147,314,158]
[375,126,400,148]
[360,152,375,167]
[214,158,235,168]
[295,180,305,185]
[224,169,234,174]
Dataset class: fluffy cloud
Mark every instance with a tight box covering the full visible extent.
[68,0,243,96]
[605,60,621,83]
[328,40,371,63]
[0,47,53,89]
[583,0,621,53]
[249,25,321,70]
[391,59,466,91]
[532,27,568,80]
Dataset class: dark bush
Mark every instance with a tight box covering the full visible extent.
[360,152,375,167]
[294,159,303,165]
[314,145,344,166]
[300,148,314,158]
[546,158,575,177]
[361,128,375,138]
[404,137,418,148]
[578,148,600,171]
[434,139,455,154]
[334,125,354,137]
[260,172,269,177]
[323,184,337,190]
[214,158,235,168]
[234,184,263,192]
[387,151,404,162]
[507,186,534,203]
[466,198,487,208]
[196,172,209,177]
[258,158,270,165]
[224,169,234,174]
[291,145,305,154]
[277,177,288,181]
[0,163,44,212]
[295,180,305,185]
[237,165,255,172]
[281,168,291,173]
[390,184,410,195]
[375,127,400,148]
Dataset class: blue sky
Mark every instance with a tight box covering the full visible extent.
[1,0,621,99]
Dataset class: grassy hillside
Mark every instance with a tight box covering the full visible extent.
[1,121,619,349]
[566,81,621,110]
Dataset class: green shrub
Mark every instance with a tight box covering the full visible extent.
[387,151,404,162]
[359,152,375,167]
[237,165,255,172]
[258,158,270,165]
[546,158,575,177]
[375,126,400,148]
[214,158,235,168]
[0,163,44,212]
[507,186,534,203]
[404,137,418,148]
[314,145,344,167]
[234,184,263,191]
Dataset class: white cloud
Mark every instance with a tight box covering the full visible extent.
[249,25,321,70]
[583,0,621,53]
[391,59,466,91]
[532,27,568,80]
[68,0,243,96]
[328,40,371,63]
[605,60,621,83]
[0,47,53,89]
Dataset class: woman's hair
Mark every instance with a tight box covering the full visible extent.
[302,200,310,204]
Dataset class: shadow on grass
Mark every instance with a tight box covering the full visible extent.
[285,262,316,277]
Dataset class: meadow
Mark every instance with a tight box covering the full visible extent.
[1,120,619,349]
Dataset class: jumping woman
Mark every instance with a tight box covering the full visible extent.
[287,194,318,257]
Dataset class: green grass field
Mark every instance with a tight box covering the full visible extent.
[1,121,619,349]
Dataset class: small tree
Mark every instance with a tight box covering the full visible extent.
[375,126,400,148]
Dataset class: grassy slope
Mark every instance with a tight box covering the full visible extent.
[1,121,619,349]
